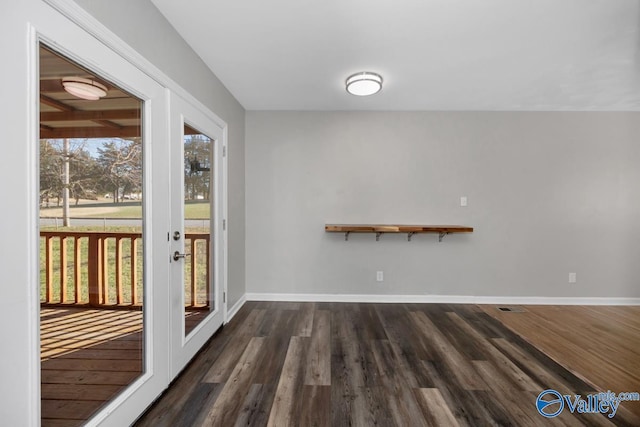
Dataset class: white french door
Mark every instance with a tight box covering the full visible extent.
[169,93,226,377]
[33,18,171,427]
[8,1,228,425]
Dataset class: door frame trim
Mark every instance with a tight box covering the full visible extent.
[26,23,41,427]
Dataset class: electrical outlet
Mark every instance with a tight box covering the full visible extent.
[568,272,577,283]
[376,271,384,282]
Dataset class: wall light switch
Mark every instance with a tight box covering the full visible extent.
[460,196,468,207]
[569,272,577,283]
[376,271,384,282]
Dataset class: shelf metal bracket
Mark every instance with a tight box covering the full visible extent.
[438,232,450,242]
[375,232,383,241]
[407,232,416,242]
[344,231,351,241]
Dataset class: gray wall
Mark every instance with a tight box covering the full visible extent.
[246,111,640,299]
[74,0,246,307]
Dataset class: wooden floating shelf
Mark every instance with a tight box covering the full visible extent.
[325,224,474,242]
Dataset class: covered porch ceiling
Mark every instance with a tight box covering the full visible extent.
[39,46,142,140]
[39,45,222,139]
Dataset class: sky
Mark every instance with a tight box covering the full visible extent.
[48,138,127,158]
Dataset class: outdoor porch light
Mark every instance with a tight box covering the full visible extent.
[61,77,108,100]
[345,72,383,96]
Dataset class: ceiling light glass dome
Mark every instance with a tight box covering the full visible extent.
[345,72,383,96]
[61,77,108,100]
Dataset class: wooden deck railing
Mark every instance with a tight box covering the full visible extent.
[40,231,210,309]
[184,233,211,308]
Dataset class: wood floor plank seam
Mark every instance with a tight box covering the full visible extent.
[483,304,640,423]
[133,302,640,427]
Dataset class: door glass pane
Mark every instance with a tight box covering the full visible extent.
[183,124,213,336]
[39,45,144,426]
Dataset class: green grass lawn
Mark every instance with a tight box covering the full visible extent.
[83,204,142,218]
[40,200,210,219]
[184,201,211,219]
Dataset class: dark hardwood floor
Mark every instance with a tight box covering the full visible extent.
[136,302,640,426]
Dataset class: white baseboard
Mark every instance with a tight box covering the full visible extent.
[226,293,247,323]
[245,293,640,306]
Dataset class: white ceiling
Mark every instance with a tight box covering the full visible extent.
[151,0,640,111]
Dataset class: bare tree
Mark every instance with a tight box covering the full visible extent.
[97,138,142,203]
[62,138,70,226]
[39,139,63,208]
[184,134,212,201]
[39,139,99,217]
[69,148,100,205]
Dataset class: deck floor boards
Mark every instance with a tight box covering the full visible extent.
[41,306,212,426]
[41,308,144,427]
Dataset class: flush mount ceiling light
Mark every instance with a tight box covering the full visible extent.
[345,71,383,96]
[61,77,108,100]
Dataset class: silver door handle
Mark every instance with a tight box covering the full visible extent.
[173,251,191,261]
